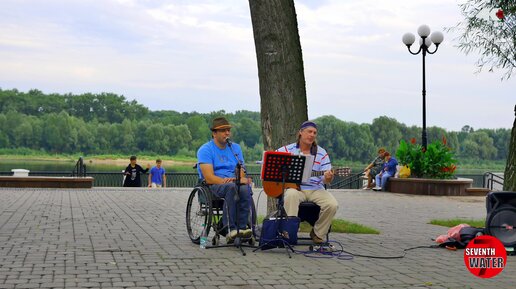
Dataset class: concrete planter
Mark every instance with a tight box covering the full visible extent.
[0,176,94,188]
[11,169,30,177]
[387,177,474,196]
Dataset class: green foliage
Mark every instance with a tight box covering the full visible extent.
[316,115,376,162]
[257,216,380,234]
[233,117,261,147]
[448,0,516,79]
[241,143,264,164]
[423,141,457,178]
[396,139,457,179]
[430,218,485,228]
[185,115,210,150]
[396,139,425,177]
[0,89,149,122]
[0,88,511,165]
[321,219,380,234]
[370,116,403,153]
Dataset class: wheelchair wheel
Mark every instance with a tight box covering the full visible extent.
[186,185,212,244]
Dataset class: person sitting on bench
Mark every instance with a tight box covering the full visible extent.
[373,152,398,191]
[363,148,386,189]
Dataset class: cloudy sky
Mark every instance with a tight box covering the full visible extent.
[0,0,514,131]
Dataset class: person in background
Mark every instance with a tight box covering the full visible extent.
[123,155,150,187]
[373,152,398,191]
[363,148,386,189]
[148,159,166,188]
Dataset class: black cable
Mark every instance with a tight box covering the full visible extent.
[292,240,353,259]
[292,240,439,260]
[339,242,439,259]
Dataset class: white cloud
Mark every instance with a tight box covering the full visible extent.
[0,0,513,130]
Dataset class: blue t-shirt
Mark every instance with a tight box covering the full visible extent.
[383,157,398,176]
[150,166,166,185]
[197,140,245,180]
[276,143,331,191]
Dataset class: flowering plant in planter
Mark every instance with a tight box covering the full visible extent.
[396,137,457,179]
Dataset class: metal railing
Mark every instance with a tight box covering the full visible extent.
[0,170,493,189]
[329,173,363,189]
[0,171,262,188]
[113,172,264,188]
[329,173,488,189]
[1,170,344,188]
[72,157,87,177]
[483,172,504,191]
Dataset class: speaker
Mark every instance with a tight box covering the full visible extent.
[485,191,516,247]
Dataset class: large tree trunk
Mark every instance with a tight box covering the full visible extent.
[503,105,516,191]
[249,0,308,213]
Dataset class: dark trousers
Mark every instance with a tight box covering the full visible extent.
[210,183,251,231]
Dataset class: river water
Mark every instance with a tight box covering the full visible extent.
[0,159,196,172]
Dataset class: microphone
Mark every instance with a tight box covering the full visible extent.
[226,137,232,147]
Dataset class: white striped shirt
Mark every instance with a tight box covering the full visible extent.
[276,143,331,191]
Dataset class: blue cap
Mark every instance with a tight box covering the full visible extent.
[300,121,317,130]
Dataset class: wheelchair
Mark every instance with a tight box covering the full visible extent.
[186,182,257,246]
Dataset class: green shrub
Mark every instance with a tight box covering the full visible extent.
[396,138,457,179]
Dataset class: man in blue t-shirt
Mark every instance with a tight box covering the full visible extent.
[197,117,253,243]
[148,159,166,188]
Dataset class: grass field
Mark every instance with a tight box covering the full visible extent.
[257,215,380,234]
[429,218,485,228]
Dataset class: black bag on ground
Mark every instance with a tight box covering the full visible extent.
[439,227,485,249]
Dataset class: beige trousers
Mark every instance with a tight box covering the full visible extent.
[283,188,338,239]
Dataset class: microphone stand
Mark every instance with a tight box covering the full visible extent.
[227,140,242,187]
[227,139,243,246]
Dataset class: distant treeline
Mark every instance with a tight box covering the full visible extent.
[0,88,510,163]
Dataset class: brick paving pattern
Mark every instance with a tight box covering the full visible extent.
[0,187,514,288]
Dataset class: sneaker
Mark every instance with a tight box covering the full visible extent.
[310,229,324,244]
[372,186,382,191]
[239,228,253,238]
[226,230,238,244]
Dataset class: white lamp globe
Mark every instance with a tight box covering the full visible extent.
[402,33,416,46]
[419,37,432,48]
[417,24,431,37]
[430,31,444,45]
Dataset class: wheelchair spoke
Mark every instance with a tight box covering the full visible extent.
[186,186,211,244]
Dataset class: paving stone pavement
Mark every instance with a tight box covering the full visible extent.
[0,187,515,289]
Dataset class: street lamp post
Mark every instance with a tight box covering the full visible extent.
[402,25,444,150]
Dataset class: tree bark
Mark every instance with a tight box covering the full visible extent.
[503,105,516,191]
[248,0,308,213]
